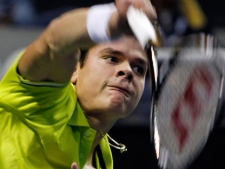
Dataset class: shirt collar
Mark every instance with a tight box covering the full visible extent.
[67,86,90,127]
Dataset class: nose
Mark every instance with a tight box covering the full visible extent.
[116,63,133,81]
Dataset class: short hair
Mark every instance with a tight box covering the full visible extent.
[79,49,88,68]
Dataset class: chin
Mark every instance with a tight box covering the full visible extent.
[108,106,132,119]
[102,98,134,118]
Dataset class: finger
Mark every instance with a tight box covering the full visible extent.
[71,162,78,169]
[115,0,132,17]
[115,0,157,21]
[142,0,158,21]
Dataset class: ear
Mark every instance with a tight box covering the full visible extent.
[70,63,80,84]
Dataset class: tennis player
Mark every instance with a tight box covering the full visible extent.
[0,0,157,168]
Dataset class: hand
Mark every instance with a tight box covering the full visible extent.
[116,0,157,22]
[108,0,157,37]
[71,162,79,169]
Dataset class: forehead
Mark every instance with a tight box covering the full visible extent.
[90,36,148,60]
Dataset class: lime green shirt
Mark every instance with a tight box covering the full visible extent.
[0,52,113,169]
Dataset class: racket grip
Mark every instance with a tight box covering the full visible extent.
[127,6,162,49]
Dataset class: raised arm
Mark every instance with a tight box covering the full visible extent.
[18,8,93,83]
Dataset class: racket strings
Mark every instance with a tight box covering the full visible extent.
[153,34,223,169]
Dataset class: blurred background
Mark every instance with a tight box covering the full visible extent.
[0,0,225,168]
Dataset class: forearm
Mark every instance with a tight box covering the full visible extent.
[18,8,95,82]
[46,8,94,57]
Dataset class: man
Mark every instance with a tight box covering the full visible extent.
[0,0,157,168]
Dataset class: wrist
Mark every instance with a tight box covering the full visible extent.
[86,3,118,43]
[107,11,122,39]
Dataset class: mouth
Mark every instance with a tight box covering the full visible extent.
[108,86,131,97]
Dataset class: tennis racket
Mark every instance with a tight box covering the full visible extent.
[126,6,225,169]
[149,33,225,169]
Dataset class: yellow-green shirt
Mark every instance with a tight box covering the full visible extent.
[0,52,113,169]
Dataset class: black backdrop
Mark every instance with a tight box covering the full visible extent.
[109,126,225,169]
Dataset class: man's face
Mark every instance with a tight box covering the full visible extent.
[74,36,148,121]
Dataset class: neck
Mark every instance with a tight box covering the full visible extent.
[84,112,116,146]
[84,111,128,157]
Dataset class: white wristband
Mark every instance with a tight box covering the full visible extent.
[87,3,116,43]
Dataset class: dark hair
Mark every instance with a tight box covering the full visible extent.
[79,50,88,68]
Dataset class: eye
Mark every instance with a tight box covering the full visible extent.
[133,65,145,76]
[105,56,119,63]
